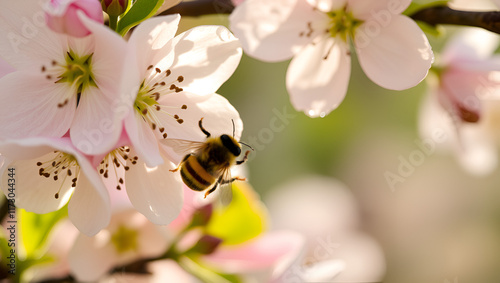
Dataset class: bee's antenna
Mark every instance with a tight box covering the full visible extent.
[231,119,235,138]
[239,141,254,151]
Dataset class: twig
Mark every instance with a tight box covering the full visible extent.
[410,5,500,34]
[159,1,500,35]
[159,0,234,17]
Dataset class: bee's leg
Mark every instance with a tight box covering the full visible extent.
[204,177,221,198]
[236,150,251,165]
[169,154,191,172]
[199,117,211,138]
[220,176,246,184]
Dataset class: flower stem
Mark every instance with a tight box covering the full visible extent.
[177,256,232,283]
[109,15,118,31]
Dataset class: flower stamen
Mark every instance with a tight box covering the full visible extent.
[36,151,80,198]
[99,146,137,190]
[134,65,190,138]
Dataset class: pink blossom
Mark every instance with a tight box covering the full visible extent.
[0,57,14,78]
[0,0,127,155]
[230,0,433,117]
[120,14,243,167]
[419,28,500,175]
[0,137,111,235]
[45,0,104,38]
[266,176,386,282]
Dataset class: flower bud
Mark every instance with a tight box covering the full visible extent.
[101,0,129,17]
[188,235,222,255]
[189,204,213,228]
[45,0,104,38]
[438,84,482,123]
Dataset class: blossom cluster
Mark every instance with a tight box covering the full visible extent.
[0,0,243,236]
[1,0,500,281]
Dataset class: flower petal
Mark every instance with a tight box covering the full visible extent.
[0,0,66,69]
[124,110,165,167]
[457,125,498,175]
[355,15,433,90]
[1,153,74,214]
[78,10,127,84]
[0,71,75,139]
[286,38,351,117]
[0,137,85,214]
[348,0,410,20]
[204,230,305,273]
[442,28,500,63]
[307,0,347,12]
[168,25,242,95]
[125,149,183,225]
[68,172,111,236]
[69,233,118,282]
[70,86,122,155]
[158,92,243,164]
[68,153,111,236]
[0,56,14,77]
[125,14,180,79]
[230,0,324,62]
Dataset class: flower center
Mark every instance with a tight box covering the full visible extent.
[98,146,137,190]
[134,65,188,139]
[111,225,139,254]
[36,151,80,199]
[41,50,96,108]
[326,8,363,42]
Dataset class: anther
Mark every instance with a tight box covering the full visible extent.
[181,105,187,109]
[147,65,154,70]
[155,68,161,73]
[177,76,184,82]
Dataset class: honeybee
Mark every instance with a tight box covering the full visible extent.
[166,118,253,205]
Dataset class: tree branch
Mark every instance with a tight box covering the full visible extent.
[159,0,234,17]
[410,5,500,34]
[160,1,500,35]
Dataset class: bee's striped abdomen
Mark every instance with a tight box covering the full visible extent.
[180,155,216,191]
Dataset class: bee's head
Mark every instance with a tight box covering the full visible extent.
[220,134,241,157]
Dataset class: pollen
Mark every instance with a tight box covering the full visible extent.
[133,64,190,138]
[99,146,137,191]
[40,49,97,110]
[36,151,79,199]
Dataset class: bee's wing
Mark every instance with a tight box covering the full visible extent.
[161,138,205,156]
[217,168,234,206]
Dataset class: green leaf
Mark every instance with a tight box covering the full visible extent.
[116,0,165,36]
[416,21,445,37]
[19,206,68,259]
[404,1,450,17]
[205,182,267,245]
